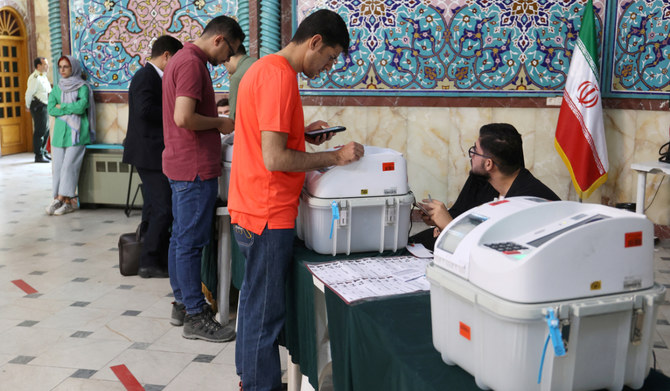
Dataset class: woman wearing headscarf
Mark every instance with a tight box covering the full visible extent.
[45,55,96,216]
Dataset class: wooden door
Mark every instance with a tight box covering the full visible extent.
[0,7,30,156]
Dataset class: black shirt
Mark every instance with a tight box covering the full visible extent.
[411,168,560,250]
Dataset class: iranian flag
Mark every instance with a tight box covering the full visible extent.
[555,0,608,199]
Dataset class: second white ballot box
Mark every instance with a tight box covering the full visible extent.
[297,146,413,255]
[427,196,665,391]
[218,133,234,202]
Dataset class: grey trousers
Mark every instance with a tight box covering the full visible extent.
[51,145,85,198]
[30,102,49,157]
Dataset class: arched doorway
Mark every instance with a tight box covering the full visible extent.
[0,7,30,156]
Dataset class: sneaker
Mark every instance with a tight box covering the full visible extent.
[182,306,236,342]
[45,199,63,215]
[171,301,186,326]
[53,202,75,216]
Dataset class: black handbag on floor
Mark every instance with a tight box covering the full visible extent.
[118,223,143,276]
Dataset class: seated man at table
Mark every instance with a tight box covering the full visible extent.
[413,123,560,250]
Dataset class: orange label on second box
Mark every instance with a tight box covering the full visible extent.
[382,162,395,171]
[625,231,642,248]
[459,321,471,340]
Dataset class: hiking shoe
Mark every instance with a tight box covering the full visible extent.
[182,306,236,342]
[53,202,75,216]
[45,199,63,215]
[171,302,214,326]
[171,301,186,326]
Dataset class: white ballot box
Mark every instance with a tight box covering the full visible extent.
[297,146,413,255]
[428,196,665,391]
[218,133,234,202]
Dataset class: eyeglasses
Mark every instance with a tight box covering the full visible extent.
[58,65,71,70]
[468,145,493,160]
[222,36,234,55]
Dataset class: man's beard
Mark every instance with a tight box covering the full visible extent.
[469,160,490,180]
[469,169,490,180]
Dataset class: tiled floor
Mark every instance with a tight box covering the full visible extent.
[2,152,670,390]
[0,153,247,390]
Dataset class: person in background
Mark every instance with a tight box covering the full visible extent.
[162,15,244,342]
[122,35,183,278]
[412,123,560,250]
[228,9,364,391]
[45,55,96,216]
[223,43,256,121]
[25,57,52,163]
[216,98,230,117]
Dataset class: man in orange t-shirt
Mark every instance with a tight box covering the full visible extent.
[228,9,364,391]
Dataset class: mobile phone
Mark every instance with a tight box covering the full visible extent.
[306,126,346,137]
[414,202,429,215]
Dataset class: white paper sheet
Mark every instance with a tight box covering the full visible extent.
[306,256,431,304]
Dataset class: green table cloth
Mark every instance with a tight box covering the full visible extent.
[230,232,404,390]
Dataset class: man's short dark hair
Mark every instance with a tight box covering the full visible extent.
[235,43,247,56]
[291,9,350,55]
[202,15,245,44]
[151,35,183,58]
[217,98,229,107]
[34,57,45,68]
[479,123,525,175]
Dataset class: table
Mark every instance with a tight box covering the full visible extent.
[231,239,670,390]
[230,236,405,390]
[324,287,670,391]
[631,161,670,214]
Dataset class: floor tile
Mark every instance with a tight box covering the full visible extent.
[0,326,71,357]
[161,362,240,391]
[148,327,229,356]
[36,306,124,332]
[92,349,196,385]
[88,315,174,343]
[0,364,74,391]
[50,377,127,390]
[29,338,132,370]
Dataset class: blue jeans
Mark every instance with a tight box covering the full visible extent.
[234,224,294,391]
[168,177,217,315]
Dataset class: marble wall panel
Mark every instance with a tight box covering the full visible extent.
[95,103,127,145]
[34,0,50,82]
[101,102,670,224]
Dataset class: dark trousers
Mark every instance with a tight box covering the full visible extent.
[30,101,49,157]
[136,167,172,269]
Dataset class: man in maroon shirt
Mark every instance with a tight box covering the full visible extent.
[162,15,244,342]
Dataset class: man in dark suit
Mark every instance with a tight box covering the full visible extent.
[123,35,183,278]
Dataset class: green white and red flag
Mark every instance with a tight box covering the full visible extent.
[555,0,608,199]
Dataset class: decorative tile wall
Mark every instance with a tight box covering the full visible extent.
[295,0,670,97]
[296,0,608,95]
[610,0,670,96]
[68,0,237,92]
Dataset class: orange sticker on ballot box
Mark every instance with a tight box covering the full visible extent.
[382,162,395,171]
[625,231,642,248]
[459,321,471,340]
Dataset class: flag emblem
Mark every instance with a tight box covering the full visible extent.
[555,0,608,200]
